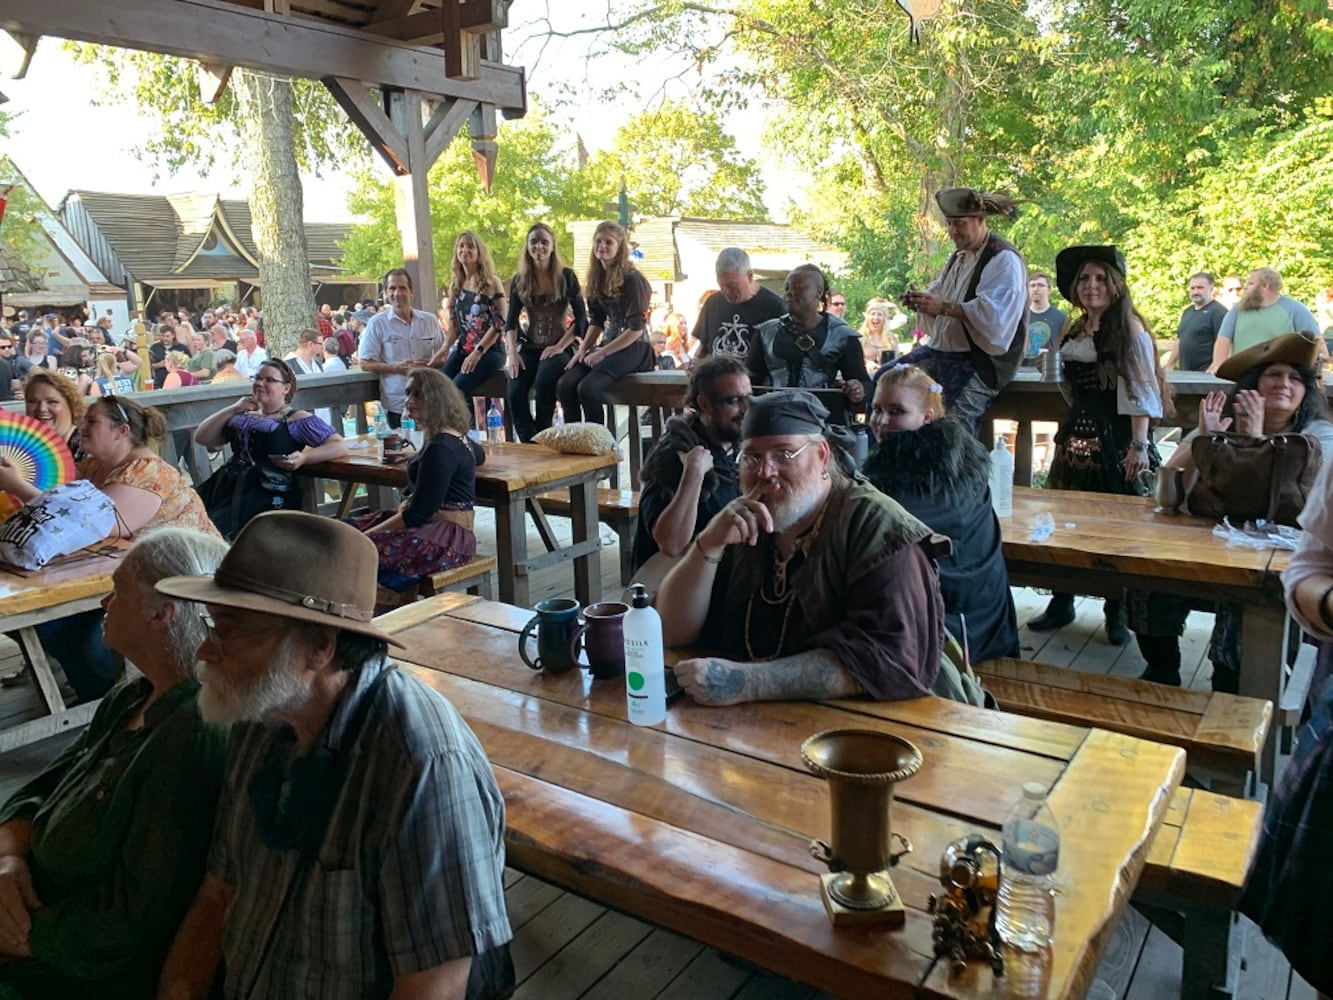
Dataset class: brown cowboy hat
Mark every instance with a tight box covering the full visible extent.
[1054,245,1127,304]
[934,187,1020,221]
[1216,332,1321,383]
[156,510,405,647]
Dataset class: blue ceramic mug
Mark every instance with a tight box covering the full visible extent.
[519,598,581,674]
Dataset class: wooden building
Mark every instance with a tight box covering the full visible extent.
[58,190,375,316]
[569,216,849,326]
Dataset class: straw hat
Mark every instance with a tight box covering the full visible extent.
[1216,332,1321,383]
[156,510,404,647]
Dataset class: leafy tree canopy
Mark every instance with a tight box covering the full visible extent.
[63,43,365,178]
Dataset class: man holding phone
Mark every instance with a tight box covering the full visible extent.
[891,187,1028,430]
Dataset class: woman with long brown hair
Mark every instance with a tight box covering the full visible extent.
[429,230,508,404]
[502,223,586,441]
[1027,245,1171,644]
[556,220,654,425]
[353,368,485,608]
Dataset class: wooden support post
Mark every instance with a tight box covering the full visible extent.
[385,89,437,310]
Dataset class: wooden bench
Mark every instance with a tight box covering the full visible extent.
[419,554,497,600]
[977,657,1272,797]
[532,489,640,586]
[1135,787,1264,1000]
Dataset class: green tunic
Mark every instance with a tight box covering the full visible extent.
[0,676,228,1000]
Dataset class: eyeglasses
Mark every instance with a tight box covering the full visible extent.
[254,376,288,386]
[710,393,750,408]
[738,441,814,472]
[830,300,847,308]
[0,345,12,351]
[198,610,284,654]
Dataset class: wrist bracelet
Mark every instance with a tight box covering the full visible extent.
[1129,439,1150,452]
[694,537,723,565]
[1319,582,1333,632]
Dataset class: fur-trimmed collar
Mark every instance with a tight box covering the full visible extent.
[862,416,990,507]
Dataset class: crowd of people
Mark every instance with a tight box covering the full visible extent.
[0,192,1328,995]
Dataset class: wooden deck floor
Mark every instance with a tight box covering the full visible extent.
[0,494,1319,999]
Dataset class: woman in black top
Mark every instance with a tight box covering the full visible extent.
[429,230,508,405]
[503,223,587,441]
[353,368,484,605]
[556,220,654,425]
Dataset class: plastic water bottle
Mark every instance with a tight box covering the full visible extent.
[486,402,504,444]
[990,435,1014,517]
[401,416,422,450]
[553,402,565,427]
[374,409,390,456]
[623,583,666,726]
[996,782,1059,951]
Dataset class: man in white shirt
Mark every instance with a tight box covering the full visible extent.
[357,268,445,428]
[233,328,269,378]
[893,187,1028,429]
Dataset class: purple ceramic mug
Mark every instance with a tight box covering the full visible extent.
[568,601,628,680]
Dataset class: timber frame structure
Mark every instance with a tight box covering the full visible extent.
[0,0,527,307]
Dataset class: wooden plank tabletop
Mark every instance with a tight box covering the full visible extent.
[1003,487,1280,597]
[377,595,1185,1000]
[301,437,618,497]
[0,544,125,620]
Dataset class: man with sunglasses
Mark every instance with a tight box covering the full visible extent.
[0,337,14,401]
[631,355,750,574]
[658,389,984,708]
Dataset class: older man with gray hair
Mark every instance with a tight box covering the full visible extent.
[156,511,511,1000]
[691,247,785,360]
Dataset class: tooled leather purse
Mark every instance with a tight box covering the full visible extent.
[1186,432,1320,527]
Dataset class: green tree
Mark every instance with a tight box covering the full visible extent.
[0,141,51,272]
[63,45,364,352]
[339,108,603,296]
[583,99,768,219]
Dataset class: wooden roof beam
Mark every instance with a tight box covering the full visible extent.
[0,0,525,110]
[364,1,508,45]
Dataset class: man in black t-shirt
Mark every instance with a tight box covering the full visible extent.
[1162,272,1228,371]
[691,248,784,360]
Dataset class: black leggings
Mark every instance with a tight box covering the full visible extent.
[507,344,572,442]
[556,339,653,425]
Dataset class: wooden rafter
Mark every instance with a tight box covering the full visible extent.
[363,1,507,44]
[0,0,525,109]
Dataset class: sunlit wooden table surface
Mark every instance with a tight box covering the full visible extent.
[0,543,126,750]
[1002,486,1291,782]
[299,438,618,607]
[377,592,1185,1000]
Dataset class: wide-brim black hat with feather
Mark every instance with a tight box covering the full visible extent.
[1055,245,1127,303]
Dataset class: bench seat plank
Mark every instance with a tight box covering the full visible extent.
[977,658,1271,793]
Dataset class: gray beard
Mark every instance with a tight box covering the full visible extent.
[762,475,828,533]
[197,644,309,726]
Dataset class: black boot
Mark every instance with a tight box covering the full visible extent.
[1028,594,1075,631]
[1211,662,1239,694]
[1104,599,1130,646]
[1135,634,1181,686]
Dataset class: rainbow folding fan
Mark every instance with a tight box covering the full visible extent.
[0,413,76,490]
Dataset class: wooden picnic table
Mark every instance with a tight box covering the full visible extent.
[376,592,1186,1000]
[0,544,126,751]
[297,438,618,608]
[1002,486,1292,783]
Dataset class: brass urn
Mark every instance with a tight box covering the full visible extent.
[801,728,923,927]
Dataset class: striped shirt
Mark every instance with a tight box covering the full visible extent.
[209,657,511,998]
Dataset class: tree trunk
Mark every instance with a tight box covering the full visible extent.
[233,68,315,360]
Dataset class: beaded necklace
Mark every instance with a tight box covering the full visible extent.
[743,495,830,660]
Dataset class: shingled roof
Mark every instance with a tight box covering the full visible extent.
[60,191,355,283]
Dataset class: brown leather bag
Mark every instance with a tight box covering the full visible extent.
[1186,432,1321,527]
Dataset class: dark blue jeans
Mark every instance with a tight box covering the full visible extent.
[36,608,115,703]
[443,346,507,424]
